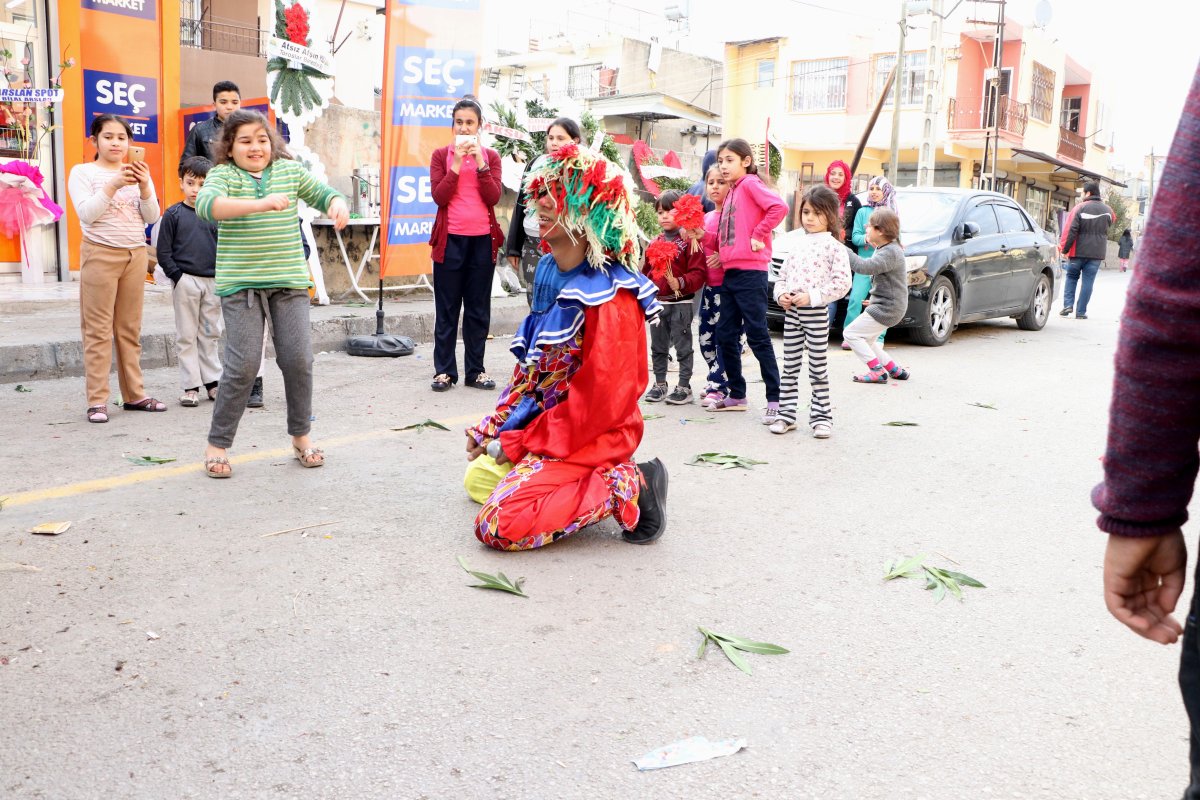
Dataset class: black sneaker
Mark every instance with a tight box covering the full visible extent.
[664,385,693,405]
[1076,314,1088,320]
[643,382,668,403]
[624,458,668,544]
[247,376,264,408]
[1059,307,1073,317]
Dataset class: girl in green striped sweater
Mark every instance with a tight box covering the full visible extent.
[196,110,348,478]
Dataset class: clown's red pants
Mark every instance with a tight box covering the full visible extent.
[474,455,641,551]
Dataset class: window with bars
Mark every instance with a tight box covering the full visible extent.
[788,58,848,112]
[873,52,926,106]
[1031,62,1055,123]
[568,64,601,99]
[1061,96,1082,132]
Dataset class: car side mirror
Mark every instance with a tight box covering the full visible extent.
[960,221,981,241]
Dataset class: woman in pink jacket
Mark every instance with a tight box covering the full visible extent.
[427,97,504,393]
[706,138,789,423]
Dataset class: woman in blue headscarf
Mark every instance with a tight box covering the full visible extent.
[685,150,718,213]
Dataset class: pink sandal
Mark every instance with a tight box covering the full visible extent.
[86,405,109,423]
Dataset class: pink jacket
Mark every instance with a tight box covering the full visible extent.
[701,210,724,287]
[716,174,788,272]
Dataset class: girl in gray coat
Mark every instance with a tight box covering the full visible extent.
[844,207,910,384]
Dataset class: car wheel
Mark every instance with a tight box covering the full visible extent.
[909,275,956,346]
[1016,273,1051,331]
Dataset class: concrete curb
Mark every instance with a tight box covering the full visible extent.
[0,303,532,384]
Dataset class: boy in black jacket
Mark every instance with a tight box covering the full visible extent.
[158,156,221,407]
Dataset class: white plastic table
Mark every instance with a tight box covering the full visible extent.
[310,217,433,303]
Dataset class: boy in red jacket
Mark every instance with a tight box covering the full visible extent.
[642,190,707,404]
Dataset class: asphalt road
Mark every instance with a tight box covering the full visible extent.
[0,270,1186,799]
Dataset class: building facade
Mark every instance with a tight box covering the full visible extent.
[722,11,1117,232]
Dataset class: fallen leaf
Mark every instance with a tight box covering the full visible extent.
[457,556,527,597]
[696,626,788,674]
[14,384,32,392]
[393,419,451,433]
[968,402,997,410]
[124,455,177,466]
[687,452,767,470]
[883,421,920,427]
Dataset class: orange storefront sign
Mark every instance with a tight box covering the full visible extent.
[378,0,482,277]
[57,0,181,270]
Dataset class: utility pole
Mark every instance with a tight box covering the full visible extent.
[916,0,945,187]
[888,0,908,184]
[989,0,1005,191]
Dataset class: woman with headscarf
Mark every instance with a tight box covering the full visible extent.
[842,175,898,346]
[825,160,861,253]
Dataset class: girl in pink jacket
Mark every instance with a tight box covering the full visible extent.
[707,138,789,423]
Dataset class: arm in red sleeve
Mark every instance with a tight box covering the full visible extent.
[478,149,503,207]
[680,240,707,294]
[429,147,460,207]
[1093,69,1200,537]
[501,294,644,462]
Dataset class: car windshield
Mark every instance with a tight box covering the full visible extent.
[895,191,960,242]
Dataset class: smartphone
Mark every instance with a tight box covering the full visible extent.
[454,134,475,148]
[128,146,145,163]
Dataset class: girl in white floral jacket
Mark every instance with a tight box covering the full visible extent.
[770,185,852,437]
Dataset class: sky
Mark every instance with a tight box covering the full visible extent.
[483,0,1196,172]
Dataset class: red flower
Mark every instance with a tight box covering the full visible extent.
[285,2,310,46]
[645,239,677,279]
[671,193,705,232]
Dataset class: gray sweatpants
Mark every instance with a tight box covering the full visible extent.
[650,300,695,388]
[207,288,313,449]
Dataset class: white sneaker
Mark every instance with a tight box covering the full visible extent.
[769,419,796,435]
[761,407,780,425]
[812,424,832,439]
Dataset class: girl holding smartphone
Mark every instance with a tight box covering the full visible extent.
[427,96,504,393]
[68,114,162,423]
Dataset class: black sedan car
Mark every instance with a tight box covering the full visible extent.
[768,187,1060,346]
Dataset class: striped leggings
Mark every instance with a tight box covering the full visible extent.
[779,307,831,428]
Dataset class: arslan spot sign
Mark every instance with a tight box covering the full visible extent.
[391,47,476,127]
[387,166,437,246]
[83,69,159,142]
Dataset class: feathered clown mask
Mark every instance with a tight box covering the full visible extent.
[523,143,642,273]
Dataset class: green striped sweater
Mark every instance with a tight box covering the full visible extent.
[196,159,342,297]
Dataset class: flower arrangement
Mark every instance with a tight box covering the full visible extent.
[645,238,678,283]
[267,0,333,121]
[0,46,72,161]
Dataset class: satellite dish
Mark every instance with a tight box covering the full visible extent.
[1034,0,1053,29]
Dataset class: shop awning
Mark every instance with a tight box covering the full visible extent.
[1010,148,1127,188]
[585,92,721,129]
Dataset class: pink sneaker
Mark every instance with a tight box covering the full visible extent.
[707,397,748,412]
[699,391,725,409]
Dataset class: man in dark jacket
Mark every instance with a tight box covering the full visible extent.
[1059,181,1113,319]
[1094,63,1200,799]
[180,81,241,169]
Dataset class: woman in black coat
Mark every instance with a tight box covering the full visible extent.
[1117,229,1134,272]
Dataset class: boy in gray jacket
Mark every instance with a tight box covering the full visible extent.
[844,207,910,384]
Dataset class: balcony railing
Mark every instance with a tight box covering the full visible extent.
[948,95,1029,138]
[180,17,267,58]
[1057,127,1086,164]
